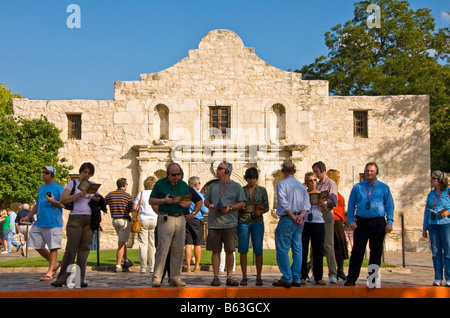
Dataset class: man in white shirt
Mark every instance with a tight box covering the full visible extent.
[273,162,311,288]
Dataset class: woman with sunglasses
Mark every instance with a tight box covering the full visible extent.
[300,172,326,285]
[422,171,450,286]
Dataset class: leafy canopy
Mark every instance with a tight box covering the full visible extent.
[297,0,450,171]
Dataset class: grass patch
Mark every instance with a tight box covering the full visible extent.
[0,248,393,268]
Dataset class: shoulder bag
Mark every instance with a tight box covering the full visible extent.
[131,191,142,233]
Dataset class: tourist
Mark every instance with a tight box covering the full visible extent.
[21,165,64,281]
[185,176,208,272]
[133,176,158,274]
[105,178,134,273]
[345,162,394,286]
[327,169,349,281]
[149,162,202,287]
[422,171,450,286]
[204,161,245,287]
[312,161,338,283]
[238,167,269,286]
[52,162,100,288]
[273,162,310,288]
[301,172,326,285]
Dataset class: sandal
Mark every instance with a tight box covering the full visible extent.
[39,275,54,281]
[52,262,61,275]
[240,278,248,285]
[256,278,263,286]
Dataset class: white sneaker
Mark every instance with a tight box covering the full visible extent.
[307,276,315,283]
[140,268,146,274]
[445,281,450,287]
[1,251,10,254]
[329,276,337,284]
[433,280,442,286]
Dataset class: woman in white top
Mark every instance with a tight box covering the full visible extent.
[53,162,99,288]
[301,172,327,285]
[133,176,158,274]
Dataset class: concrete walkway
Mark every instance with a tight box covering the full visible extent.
[0,249,441,293]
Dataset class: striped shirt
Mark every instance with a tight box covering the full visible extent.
[105,189,133,219]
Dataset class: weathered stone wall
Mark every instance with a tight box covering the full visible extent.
[12,29,431,252]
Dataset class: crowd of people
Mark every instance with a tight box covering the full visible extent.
[1,160,449,288]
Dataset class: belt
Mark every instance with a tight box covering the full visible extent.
[165,214,184,217]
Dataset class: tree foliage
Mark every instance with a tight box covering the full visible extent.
[0,83,22,116]
[0,115,72,206]
[297,0,450,171]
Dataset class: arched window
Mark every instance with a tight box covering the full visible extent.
[269,103,286,142]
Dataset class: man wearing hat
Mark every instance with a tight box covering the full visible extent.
[21,165,64,281]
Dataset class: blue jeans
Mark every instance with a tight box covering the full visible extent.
[2,230,20,252]
[238,222,264,254]
[275,216,304,283]
[428,223,450,281]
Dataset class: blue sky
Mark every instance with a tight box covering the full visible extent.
[1,0,448,100]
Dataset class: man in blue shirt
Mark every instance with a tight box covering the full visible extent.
[344,162,395,286]
[273,162,311,288]
[21,165,64,281]
[184,176,208,272]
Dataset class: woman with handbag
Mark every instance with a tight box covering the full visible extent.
[52,162,99,288]
[133,176,158,274]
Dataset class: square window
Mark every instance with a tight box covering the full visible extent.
[209,106,230,138]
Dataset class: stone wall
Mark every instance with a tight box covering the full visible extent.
[12,29,431,252]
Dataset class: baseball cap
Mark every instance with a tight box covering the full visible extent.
[42,165,56,176]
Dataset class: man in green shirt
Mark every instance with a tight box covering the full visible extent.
[149,162,202,287]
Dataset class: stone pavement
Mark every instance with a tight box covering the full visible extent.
[0,249,438,292]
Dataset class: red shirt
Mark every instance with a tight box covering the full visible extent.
[333,192,346,221]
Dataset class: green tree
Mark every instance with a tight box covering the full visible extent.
[297,0,450,171]
[0,83,22,116]
[0,115,72,206]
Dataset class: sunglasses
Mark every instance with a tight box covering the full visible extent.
[217,167,225,171]
[42,171,52,175]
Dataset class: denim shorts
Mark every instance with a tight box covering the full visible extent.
[238,222,264,254]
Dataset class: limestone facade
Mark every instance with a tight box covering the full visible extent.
[13,29,431,251]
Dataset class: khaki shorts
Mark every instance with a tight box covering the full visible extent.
[206,227,238,252]
[28,226,63,250]
[112,218,131,243]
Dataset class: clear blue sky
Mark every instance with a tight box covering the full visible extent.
[1,0,448,100]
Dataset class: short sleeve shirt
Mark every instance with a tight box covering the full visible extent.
[205,180,245,229]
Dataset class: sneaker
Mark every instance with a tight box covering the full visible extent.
[140,268,146,274]
[123,259,134,269]
[445,281,450,287]
[1,251,10,254]
[433,280,442,286]
[329,276,337,284]
[113,265,122,272]
[211,276,221,286]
